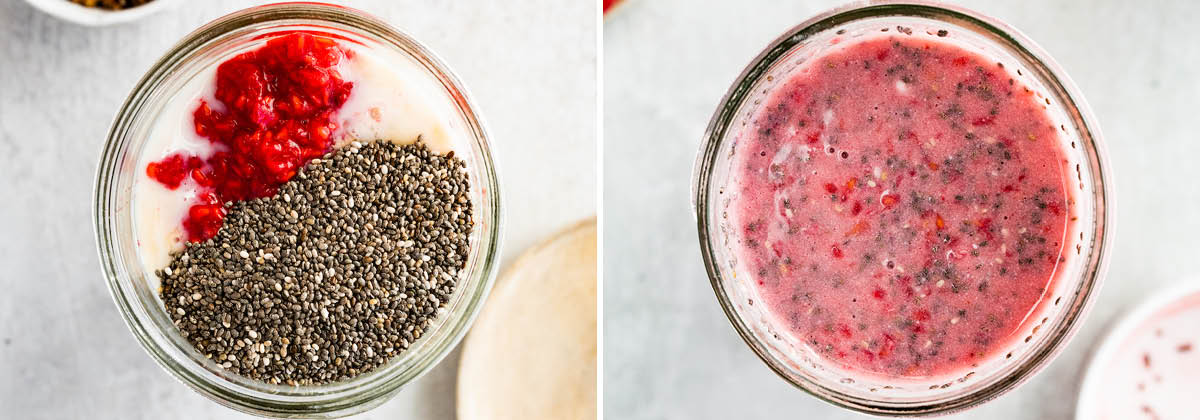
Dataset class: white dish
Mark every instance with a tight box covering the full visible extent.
[1076,281,1200,420]
[457,219,597,420]
[23,0,181,26]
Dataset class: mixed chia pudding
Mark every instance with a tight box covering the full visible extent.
[132,32,476,385]
[727,33,1075,379]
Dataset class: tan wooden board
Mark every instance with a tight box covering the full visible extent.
[457,218,597,420]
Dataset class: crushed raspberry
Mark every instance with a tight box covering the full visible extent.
[146,32,353,242]
[145,154,203,190]
[181,199,225,243]
[837,324,853,338]
[880,192,899,208]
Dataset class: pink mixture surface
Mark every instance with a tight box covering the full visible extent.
[729,35,1074,378]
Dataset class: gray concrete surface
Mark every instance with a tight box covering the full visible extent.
[603,0,1195,419]
[0,0,594,418]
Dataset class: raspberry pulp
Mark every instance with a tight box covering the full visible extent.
[146,32,354,242]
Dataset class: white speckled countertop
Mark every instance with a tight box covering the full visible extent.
[604,0,1197,418]
[0,0,594,418]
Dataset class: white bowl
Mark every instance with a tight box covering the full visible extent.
[1076,281,1200,420]
[24,0,181,26]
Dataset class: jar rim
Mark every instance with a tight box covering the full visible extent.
[92,2,503,417]
[691,1,1112,415]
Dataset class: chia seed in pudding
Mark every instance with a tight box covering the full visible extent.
[159,141,472,385]
[728,35,1074,378]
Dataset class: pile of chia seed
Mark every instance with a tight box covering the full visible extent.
[69,0,154,10]
[158,140,473,386]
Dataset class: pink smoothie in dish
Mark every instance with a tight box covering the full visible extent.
[729,35,1074,378]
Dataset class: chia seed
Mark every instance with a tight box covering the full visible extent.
[158,141,473,386]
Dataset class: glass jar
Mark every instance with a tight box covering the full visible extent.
[93,3,502,417]
[691,1,1111,416]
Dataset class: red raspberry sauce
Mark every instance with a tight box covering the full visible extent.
[603,0,623,14]
[730,36,1073,378]
[145,33,353,242]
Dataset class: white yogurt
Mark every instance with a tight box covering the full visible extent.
[132,40,471,286]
